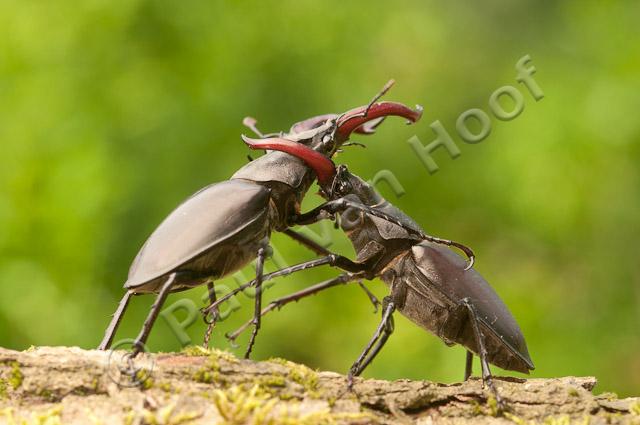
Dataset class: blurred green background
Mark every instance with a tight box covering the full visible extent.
[1,0,638,396]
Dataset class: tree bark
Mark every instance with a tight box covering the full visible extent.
[0,346,637,424]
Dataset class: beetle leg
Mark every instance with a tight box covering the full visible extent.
[460,297,505,410]
[465,350,474,381]
[226,273,360,341]
[294,198,476,269]
[244,247,267,359]
[281,228,379,310]
[202,281,217,349]
[203,253,369,317]
[350,301,394,377]
[357,281,380,313]
[347,296,396,389]
[347,273,406,388]
[282,228,333,256]
[130,273,178,357]
[98,290,134,350]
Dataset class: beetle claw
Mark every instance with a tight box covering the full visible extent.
[224,332,240,349]
[464,255,475,271]
[336,101,423,142]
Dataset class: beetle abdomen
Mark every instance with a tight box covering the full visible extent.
[125,180,271,292]
[395,242,534,373]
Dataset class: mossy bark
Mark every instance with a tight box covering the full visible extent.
[0,346,638,424]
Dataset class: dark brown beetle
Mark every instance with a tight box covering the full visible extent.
[97,85,424,358]
[223,137,534,406]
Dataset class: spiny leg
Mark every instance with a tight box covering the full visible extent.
[460,297,505,409]
[352,304,394,376]
[348,297,396,389]
[244,247,267,359]
[202,281,217,349]
[282,228,333,256]
[202,253,368,317]
[282,229,379,310]
[465,350,474,381]
[294,198,475,269]
[226,273,359,342]
[357,281,380,312]
[98,290,133,350]
[131,273,177,357]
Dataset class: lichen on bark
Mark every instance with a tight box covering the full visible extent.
[0,346,638,424]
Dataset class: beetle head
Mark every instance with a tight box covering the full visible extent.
[250,80,423,158]
[282,100,423,157]
[327,164,379,204]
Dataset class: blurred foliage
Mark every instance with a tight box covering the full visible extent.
[1,0,638,396]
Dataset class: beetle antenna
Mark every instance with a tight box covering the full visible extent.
[333,79,396,126]
[363,79,395,118]
[242,117,264,138]
[342,141,367,149]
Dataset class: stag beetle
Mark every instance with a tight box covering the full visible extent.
[97,82,424,358]
[217,136,533,406]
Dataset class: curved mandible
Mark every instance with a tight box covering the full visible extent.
[336,101,424,143]
[241,135,337,185]
[290,113,386,136]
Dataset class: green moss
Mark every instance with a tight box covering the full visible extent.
[0,379,7,399]
[141,378,154,390]
[192,353,228,385]
[326,396,337,407]
[139,403,202,425]
[8,361,23,390]
[123,411,136,425]
[567,387,580,397]
[266,358,321,398]
[182,346,238,365]
[181,346,211,357]
[37,388,57,402]
[72,387,89,396]
[287,363,319,395]
[213,385,276,424]
[209,357,220,372]
[1,406,64,425]
[135,370,154,390]
[211,349,239,364]
[630,400,640,416]
[258,374,286,388]
[267,357,289,366]
[193,369,216,384]
[212,385,374,425]
[278,391,295,401]
[469,399,483,416]
[486,396,499,417]
[248,374,290,399]
[504,412,527,424]
[159,381,173,392]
